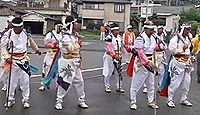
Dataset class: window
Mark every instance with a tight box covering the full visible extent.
[84,3,99,10]
[114,4,125,13]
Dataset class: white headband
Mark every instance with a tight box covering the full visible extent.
[127,25,133,29]
[111,27,120,30]
[180,25,191,35]
[12,22,23,27]
[181,25,191,29]
[157,25,164,29]
[144,25,157,29]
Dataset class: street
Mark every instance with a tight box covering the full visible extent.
[0,35,200,115]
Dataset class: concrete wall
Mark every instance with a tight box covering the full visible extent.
[124,4,131,30]
[165,15,180,32]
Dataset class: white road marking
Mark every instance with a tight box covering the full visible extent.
[30,62,127,78]
[35,40,94,46]
[30,69,126,84]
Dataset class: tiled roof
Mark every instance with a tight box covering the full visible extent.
[0,1,28,14]
[153,6,193,14]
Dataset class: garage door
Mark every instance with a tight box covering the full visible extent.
[24,21,44,34]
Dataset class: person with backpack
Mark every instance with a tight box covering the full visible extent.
[102,23,125,93]
[1,17,41,108]
[129,21,159,110]
[38,21,63,91]
[167,24,193,108]
[0,16,15,92]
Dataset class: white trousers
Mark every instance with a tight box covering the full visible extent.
[0,69,8,85]
[56,57,85,103]
[168,59,191,101]
[0,59,8,88]
[100,32,105,40]
[8,62,30,103]
[42,52,55,75]
[102,53,122,88]
[41,52,55,85]
[130,66,155,103]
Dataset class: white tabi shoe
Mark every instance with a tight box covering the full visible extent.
[130,101,137,110]
[180,100,193,106]
[23,102,30,109]
[148,102,159,109]
[55,102,62,110]
[1,86,7,92]
[142,87,147,93]
[116,88,125,93]
[105,86,111,93]
[38,85,46,91]
[78,101,88,109]
[4,100,15,108]
[167,100,176,108]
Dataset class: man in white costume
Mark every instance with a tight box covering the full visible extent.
[167,24,193,108]
[102,23,125,93]
[39,21,63,91]
[130,21,159,110]
[55,16,88,110]
[1,17,41,108]
[142,25,167,93]
[154,26,167,90]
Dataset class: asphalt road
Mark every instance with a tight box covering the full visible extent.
[0,35,200,115]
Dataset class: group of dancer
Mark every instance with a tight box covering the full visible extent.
[102,21,194,110]
[0,15,194,111]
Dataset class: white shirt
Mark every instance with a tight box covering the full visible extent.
[44,30,63,45]
[168,34,191,55]
[107,33,122,51]
[134,32,156,54]
[1,29,29,54]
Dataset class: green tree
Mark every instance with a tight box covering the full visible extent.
[180,8,200,34]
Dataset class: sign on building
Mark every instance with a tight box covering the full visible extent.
[141,6,153,18]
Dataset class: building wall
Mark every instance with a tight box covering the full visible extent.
[165,15,180,32]
[0,7,16,16]
[49,0,60,8]
[82,9,104,19]
[124,4,131,30]
[104,3,124,23]
[80,2,131,31]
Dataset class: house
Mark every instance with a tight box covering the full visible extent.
[76,0,132,31]
[131,1,193,33]
[21,11,59,35]
[153,6,193,33]
[17,0,72,25]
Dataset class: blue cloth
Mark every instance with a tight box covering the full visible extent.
[159,55,172,89]
[42,51,61,87]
